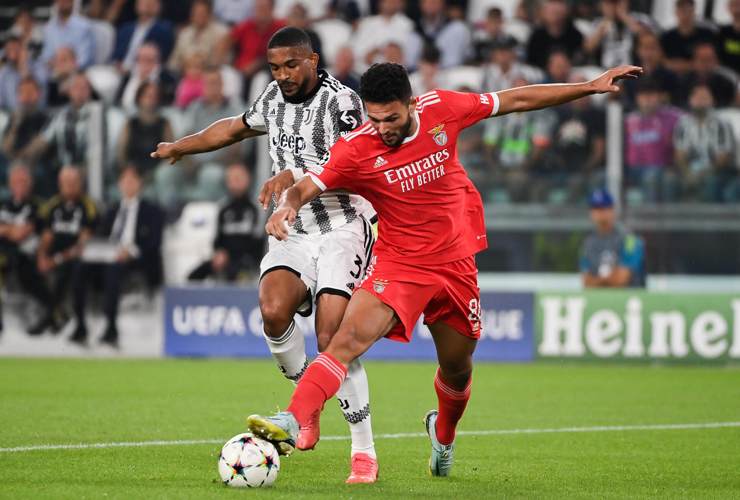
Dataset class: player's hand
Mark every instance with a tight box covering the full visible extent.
[150,142,183,165]
[590,65,642,94]
[258,170,295,210]
[265,207,296,241]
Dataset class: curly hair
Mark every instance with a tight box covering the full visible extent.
[360,63,412,104]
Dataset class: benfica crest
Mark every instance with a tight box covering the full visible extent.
[373,279,389,294]
[428,124,448,146]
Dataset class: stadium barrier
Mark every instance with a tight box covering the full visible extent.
[163,287,740,363]
[164,287,534,361]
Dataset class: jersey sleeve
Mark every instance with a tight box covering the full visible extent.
[306,139,357,193]
[241,85,269,132]
[437,89,500,129]
[327,90,365,143]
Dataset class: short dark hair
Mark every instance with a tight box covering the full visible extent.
[360,63,412,104]
[267,26,313,51]
[135,81,160,105]
[421,43,441,65]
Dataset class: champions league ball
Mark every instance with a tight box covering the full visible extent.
[218,433,280,488]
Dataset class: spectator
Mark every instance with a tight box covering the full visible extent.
[168,0,228,74]
[22,73,102,186]
[660,0,717,75]
[9,7,44,61]
[580,188,646,288]
[409,44,445,95]
[673,84,738,202]
[544,49,572,83]
[473,7,510,63]
[174,53,206,109]
[679,42,737,108]
[285,3,323,68]
[330,46,360,92]
[182,67,243,168]
[0,164,54,336]
[717,0,740,71]
[116,42,177,111]
[483,77,557,202]
[526,0,584,69]
[584,0,655,68]
[624,78,683,203]
[547,74,607,202]
[39,0,96,70]
[95,165,164,347]
[112,0,175,72]
[221,0,286,87]
[1,78,49,183]
[35,166,98,343]
[214,0,255,25]
[0,37,44,112]
[46,46,80,108]
[624,31,680,108]
[188,163,263,282]
[381,42,406,65]
[482,35,543,92]
[117,81,174,179]
[413,0,472,69]
[351,0,414,70]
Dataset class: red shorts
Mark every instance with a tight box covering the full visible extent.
[358,255,482,342]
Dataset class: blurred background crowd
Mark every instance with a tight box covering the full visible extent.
[0,0,739,343]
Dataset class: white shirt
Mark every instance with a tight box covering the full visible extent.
[111,197,140,257]
[122,19,155,71]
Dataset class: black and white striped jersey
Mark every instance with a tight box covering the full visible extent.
[242,70,374,236]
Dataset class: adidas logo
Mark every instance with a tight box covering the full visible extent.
[373,156,388,168]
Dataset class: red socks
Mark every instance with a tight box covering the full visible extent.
[287,353,347,427]
[434,369,472,446]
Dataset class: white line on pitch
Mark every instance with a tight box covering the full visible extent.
[2,421,739,454]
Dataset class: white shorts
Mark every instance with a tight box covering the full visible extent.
[260,216,375,315]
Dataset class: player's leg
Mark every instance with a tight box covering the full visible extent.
[315,292,377,483]
[247,290,396,453]
[259,269,310,383]
[424,321,477,477]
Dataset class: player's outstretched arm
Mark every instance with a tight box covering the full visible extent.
[150,115,265,165]
[495,65,643,116]
[265,177,323,241]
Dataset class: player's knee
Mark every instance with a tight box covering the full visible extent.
[259,299,292,337]
[438,359,473,386]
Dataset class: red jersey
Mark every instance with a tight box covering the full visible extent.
[308,89,500,265]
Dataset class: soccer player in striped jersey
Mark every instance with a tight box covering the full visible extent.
[151,27,379,483]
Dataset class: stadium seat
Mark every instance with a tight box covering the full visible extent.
[105,106,127,168]
[502,19,532,45]
[86,65,121,104]
[273,0,331,19]
[713,0,732,25]
[313,18,353,67]
[0,109,9,137]
[162,201,220,284]
[467,0,518,23]
[219,65,244,107]
[160,106,190,139]
[90,20,115,64]
[443,66,484,92]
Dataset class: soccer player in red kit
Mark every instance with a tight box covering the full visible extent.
[247,62,642,477]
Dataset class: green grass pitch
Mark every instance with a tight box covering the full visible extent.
[1,358,739,499]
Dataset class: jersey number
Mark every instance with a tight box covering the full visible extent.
[349,254,363,279]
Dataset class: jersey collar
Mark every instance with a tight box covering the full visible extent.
[401,109,421,145]
[282,70,327,105]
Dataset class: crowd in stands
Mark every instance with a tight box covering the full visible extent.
[0,0,739,342]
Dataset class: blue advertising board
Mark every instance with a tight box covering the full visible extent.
[164,286,534,362]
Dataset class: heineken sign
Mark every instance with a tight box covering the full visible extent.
[537,292,740,361]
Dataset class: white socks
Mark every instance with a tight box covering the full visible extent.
[336,359,376,458]
[263,321,376,458]
[263,320,308,383]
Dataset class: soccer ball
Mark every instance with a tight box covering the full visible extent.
[218,433,280,488]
